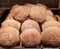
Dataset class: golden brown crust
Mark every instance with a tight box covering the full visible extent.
[42,27,60,47]
[2,19,21,30]
[0,27,19,46]
[30,6,46,23]
[20,28,41,47]
[42,21,60,30]
[21,19,40,32]
[13,6,29,22]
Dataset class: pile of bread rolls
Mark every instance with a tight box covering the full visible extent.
[0,3,60,48]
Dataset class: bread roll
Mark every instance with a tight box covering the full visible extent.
[0,27,19,47]
[30,6,46,23]
[20,28,41,47]
[42,27,60,47]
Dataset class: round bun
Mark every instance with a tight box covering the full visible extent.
[42,21,60,30]
[42,27,60,47]
[30,6,46,23]
[13,6,29,22]
[20,28,41,47]
[2,19,21,30]
[0,27,19,46]
[21,19,40,32]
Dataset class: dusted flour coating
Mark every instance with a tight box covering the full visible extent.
[21,19,40,32]
[2,19,21,30]
[30,6,46,23]
[42,27,60,47]
[20,28,41,47]
[0,27,19,46]
[13,6,30,22]
[42,21,60,30]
